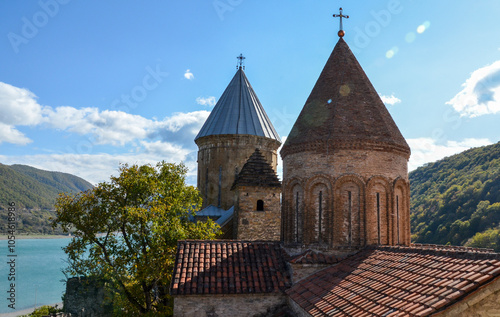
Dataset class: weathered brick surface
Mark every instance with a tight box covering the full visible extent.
[173,293,287,317]
[232,149,282,241]
[234,186,281,241]
[282,148,410,249]
[196,134,280,210]
[280,36,411,251]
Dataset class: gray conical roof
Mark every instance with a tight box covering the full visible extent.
[195,68,280,142]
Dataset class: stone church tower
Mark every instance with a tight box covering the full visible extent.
[280,36,411,250]
[195,62,281,211]
[232,148,281,241]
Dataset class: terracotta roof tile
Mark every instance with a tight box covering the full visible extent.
[287,245,500,316]
[170,240,291,295]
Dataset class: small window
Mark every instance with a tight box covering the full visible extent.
[256,200,264,211]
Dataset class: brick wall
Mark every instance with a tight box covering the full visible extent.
[173,293,287,317]
[282,148,410,249]
[196,135,280,210]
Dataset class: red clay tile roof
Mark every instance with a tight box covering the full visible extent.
[287,245,500,316]
[281,37,410,158]
[170,240,291,295]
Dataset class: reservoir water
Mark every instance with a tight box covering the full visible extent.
[0,238,70,314]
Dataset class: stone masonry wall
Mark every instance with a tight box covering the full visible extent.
[235,186,281,241]
[438,276,500,316]
[64,277,113,317]
[290,263,331,284]
[173,293,287,317]
[196,135,280,210]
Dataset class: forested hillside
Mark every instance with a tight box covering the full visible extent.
[410,142,500,251]
[0,164,93,235]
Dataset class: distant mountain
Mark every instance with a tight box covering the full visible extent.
[410,142,500,251]
[0,164,93,235]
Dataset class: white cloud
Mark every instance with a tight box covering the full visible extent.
[45,107,152,146]
[0,81,210,185]
[0,82,45,144]
[196,96,216,107]
[157,111,209,134]
[0,82,210,147]
[0,122,32,145]
[407,137,492,171]
[140,140,190,158]
[184,69,194,80]
[0,147,198,185]
[0,82,44,125]
[379,94,401,106]
[276,136,287,181]
[446,60,500,117]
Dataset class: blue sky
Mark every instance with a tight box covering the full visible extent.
[1,1,500,185]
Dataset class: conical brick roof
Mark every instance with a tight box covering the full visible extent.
[232,149,281,189]
[195,68,280,142]
[281,38,410,158]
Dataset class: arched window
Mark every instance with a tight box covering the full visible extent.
[256,200,264,211]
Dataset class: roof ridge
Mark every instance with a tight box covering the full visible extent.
[178,239,282,244]
[367,244,500,260]
[287,243,500,316]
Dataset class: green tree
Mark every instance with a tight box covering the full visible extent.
[466,227,500,251]
[53,162,219,315]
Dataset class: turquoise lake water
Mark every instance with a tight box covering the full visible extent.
[0,238,70,314]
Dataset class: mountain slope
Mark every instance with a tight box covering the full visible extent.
[0,164,93,209]
[10,164,92,195]
[410,142,500,251]
[0,164,93,234]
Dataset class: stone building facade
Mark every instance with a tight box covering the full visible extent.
[280,38,411,250]
[195,67,281,211]
[232,149,281,241]
[172,25,500,317]
[196,134,279,211]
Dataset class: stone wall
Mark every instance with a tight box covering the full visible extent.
[438,276,500,316]
[173,293,288,317]
[196,134,280,210]
[234,186,281,241]
[64,277,113,317]
[282,148,410,249]
[290,263,330,284]
[288,296,311,317]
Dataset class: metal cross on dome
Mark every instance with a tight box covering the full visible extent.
[237,53,246,70]
[333,7,349,37]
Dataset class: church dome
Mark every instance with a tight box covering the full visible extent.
[281,38,410,158]
[195,67,280,142]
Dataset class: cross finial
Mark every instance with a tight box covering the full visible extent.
[237,53,246,70]
[333,7,349,37]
